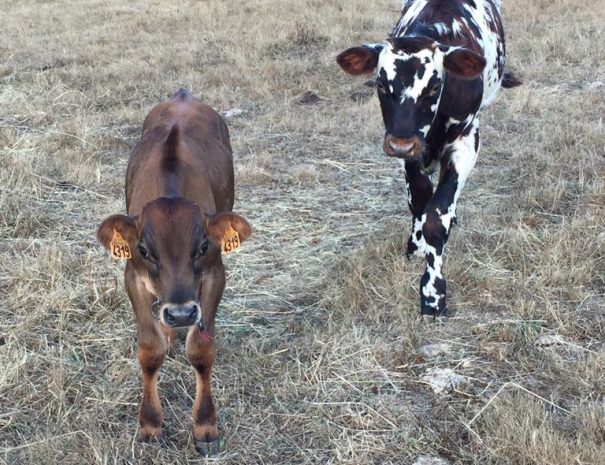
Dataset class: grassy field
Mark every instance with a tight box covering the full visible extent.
[1,0,604,463]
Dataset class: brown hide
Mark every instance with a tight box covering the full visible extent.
[96,89,250,453]
[126,91,234,215]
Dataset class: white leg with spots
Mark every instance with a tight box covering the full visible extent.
[419,119,479,316]
[402,160,434,260]
[408,213,428,258]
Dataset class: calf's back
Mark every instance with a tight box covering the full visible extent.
[126,91,234,215]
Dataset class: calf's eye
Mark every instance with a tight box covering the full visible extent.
[376,81,387,94]
[196,240,209,258]
[138,245,150,259]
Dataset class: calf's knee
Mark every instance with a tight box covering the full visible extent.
[421,212,448,253]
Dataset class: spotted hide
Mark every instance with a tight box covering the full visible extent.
[337,0,521,319]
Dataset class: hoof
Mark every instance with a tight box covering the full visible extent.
[421,312,448,325]
[196,437,224,456]
[139,427,163,443]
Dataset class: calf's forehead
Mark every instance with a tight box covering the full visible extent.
[140,200,203,244]
[377,45,443,99]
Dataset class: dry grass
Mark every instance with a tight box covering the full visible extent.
[1,0,604,464]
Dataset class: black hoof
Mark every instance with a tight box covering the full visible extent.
[196,437,224,456]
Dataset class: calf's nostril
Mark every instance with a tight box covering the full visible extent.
[164,311,175,324]
[161,303,199,327]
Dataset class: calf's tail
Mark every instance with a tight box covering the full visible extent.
[501,72,522,88]
[172,88,193,101]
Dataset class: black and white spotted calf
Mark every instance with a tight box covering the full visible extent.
[337,0,521,319]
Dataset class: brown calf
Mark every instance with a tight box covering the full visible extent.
[97,88,251,455]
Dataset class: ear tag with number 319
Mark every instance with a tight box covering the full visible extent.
[221,225,241,255]
[110,229,132,260]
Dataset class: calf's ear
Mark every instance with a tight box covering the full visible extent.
[205,212,252,254]
[97,214,138,260]
[336,44,382,76]
[443,47,486,79]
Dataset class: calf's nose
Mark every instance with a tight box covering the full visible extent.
[384,135,419,158]
[390,140,414,154]
[161,302,200,328]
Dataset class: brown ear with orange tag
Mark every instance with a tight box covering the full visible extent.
[109,229,132,259]
[205,212,252,255]
[221,225,241,255]
[97,214,137,260]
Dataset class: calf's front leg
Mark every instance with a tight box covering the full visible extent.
[186,261,225,456]
[418,121,479,318]
[125,264,168,440]
[402,160,434,259]
[137,329,167,440]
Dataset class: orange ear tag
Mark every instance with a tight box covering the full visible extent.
[109,229,132,260]
[221,225,241,255]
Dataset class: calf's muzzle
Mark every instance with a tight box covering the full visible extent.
[383,134,421,159]
[160,301,201,328]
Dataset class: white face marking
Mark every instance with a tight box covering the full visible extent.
[402,49,442,102]
[377,43,444,105]
[377,43,400,82]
